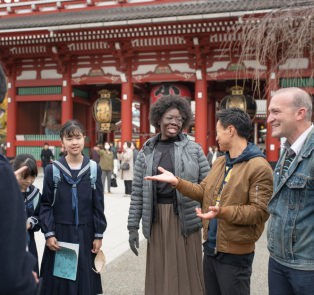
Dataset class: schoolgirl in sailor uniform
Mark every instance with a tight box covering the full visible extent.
[40,120,107,295]
[13,154,42,276]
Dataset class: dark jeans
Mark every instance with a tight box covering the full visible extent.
[269,257,314,295]
[203,254,251,295]
[124,180,132,195]
[43,165,47,175]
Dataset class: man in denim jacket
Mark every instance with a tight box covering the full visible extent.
[267,87,314,295]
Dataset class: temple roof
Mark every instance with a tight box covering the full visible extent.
[0,0,293,30]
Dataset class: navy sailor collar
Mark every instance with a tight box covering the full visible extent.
[52,154,90,180]
[25,185,39,203]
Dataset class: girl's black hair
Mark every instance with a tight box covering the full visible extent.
[149,94,192,130]
[13,154,38,179]
[59,120,85,140]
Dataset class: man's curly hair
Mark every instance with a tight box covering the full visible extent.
[149,94,192,130]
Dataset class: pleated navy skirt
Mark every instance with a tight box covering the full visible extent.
[40,222,102,295]
[29,231,39,275]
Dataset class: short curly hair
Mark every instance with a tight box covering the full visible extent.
[149,94,192,130]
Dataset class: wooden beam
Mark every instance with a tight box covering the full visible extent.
[16,95,62,102]
[133,94,145,104]
[16,79,63,87]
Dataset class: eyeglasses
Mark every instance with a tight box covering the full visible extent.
[162,116,184,125]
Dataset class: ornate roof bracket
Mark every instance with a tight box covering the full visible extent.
[47,45,71,75]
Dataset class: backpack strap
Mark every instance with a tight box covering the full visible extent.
[33,192,40,211]
[52,162,61,206]
[90,160,97,190]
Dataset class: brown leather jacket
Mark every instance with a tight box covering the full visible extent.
[174,155,273,254]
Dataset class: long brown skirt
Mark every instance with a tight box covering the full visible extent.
[145,204,205,295]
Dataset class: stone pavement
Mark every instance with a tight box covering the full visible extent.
[34,167,269,295]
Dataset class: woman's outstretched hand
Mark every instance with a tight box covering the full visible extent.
[145,167,178,186]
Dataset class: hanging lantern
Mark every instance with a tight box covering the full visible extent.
[150,83,192,104]
[92,90,121,131]
[220,86,257,121]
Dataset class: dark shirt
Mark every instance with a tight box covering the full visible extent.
[281,150,296,179]
[155,135,178,197]
[90,147,100,162]
[110,146,118,159]
[41,149,54,167]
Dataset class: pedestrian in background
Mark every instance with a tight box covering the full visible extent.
[118,141,133,197]
[59,146,67,157]
[90,141,101,164]
[207,146,213,167]
[146,107,273,295]
[95,142,114,194]
[41,142,54,174]
[110,142,118,177]
[128,95,210,295]
[132,141,139,165]
[267,87,314,295]
[13,154,42,276]
[211,145,221,164]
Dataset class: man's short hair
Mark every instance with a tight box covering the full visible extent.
[274,87,313,121]
[95,141,99,146]
[44,142,49,146]
[217,108,252,140]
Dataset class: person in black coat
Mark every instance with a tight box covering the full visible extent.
[40,143,54,174]
[131,141,139,166]
[0,64,38,295]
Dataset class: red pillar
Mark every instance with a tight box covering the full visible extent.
[62,62,73,125]
[194,63,208,153]
[266,61,280,166]
[6,64,17,157]
[86,102,93,145]
[207,98,216,148]
[140,96,150,148]
[121,59,133,145]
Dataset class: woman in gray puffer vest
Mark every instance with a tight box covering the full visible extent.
[128,94,210,295]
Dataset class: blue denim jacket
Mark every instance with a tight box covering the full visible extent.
[267,128,314,270]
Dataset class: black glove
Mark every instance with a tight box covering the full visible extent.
[128,229,139,256]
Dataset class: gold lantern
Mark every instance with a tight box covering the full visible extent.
[92,90,121,131]
[220,86,257,121]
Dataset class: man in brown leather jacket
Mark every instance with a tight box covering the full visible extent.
[146,107,273,295]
